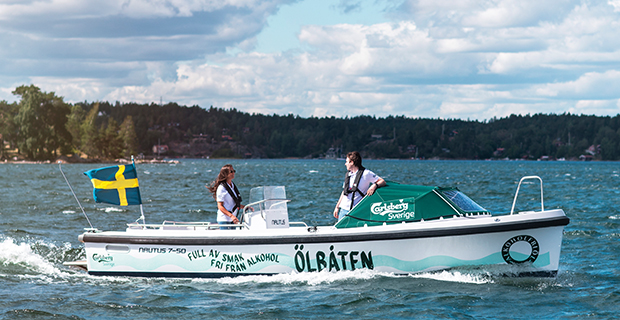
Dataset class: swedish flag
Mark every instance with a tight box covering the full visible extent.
[84,164,142,206]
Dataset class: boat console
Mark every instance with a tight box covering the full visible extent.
[242,186,291,229]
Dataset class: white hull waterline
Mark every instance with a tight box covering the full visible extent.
[71,176,570,278]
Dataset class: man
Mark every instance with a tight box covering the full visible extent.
[333,151,386,221]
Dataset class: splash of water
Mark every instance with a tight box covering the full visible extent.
[409,270,494,284]
[0,238,61,276]
[208,269,386,286]
[187,268,493,286]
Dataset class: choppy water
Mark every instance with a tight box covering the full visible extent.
[0,159,618,319]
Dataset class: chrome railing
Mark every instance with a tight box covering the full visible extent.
[510,175,544,215]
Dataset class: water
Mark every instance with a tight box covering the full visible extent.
[0,159,618,319]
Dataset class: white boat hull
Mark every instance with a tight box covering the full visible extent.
[80,209,568,277]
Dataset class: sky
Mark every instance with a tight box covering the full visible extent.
[2,0,620,120]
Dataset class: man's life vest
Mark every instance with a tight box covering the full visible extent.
[221,182,242,216]
[343,167,365,210]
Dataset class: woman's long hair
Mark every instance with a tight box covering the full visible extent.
[207,164,234,198]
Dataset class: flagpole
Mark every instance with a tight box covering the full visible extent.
[138,204,146,225]
[132,155,146,225]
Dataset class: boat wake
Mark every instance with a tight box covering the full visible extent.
[0,237,63,277]
[208,269,390,286]
[191,268,496,286]
[409,270,494,284]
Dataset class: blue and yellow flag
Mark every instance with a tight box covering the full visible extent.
[84,164,142,206]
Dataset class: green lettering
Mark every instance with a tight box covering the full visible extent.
[360,251,374,269]
[306,251,316,272]
[349,251,359,271]
[329,251,340,271]
[316,251,326,271]
[338,251,348,270]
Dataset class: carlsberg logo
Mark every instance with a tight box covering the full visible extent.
[371,201,409,216]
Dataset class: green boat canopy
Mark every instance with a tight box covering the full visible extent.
[335,181,489,229]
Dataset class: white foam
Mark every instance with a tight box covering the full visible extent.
[100,207,124,213]
[409,270,493,284]
[62,269,494,286]
[0,238,61,276]
[191,269,493,285]
[193,269,398,286]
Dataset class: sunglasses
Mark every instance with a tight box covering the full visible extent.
[230,170,236,173]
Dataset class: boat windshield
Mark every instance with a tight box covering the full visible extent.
[249,186,286,204]
[441,190,487,212]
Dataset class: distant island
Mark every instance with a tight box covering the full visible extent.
[1,85,618,162]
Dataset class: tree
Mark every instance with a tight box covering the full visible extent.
[120,116,139,158]
[101,118,123,159]
[12,85,71,160]
[80,103,100,158]
[66,104,86,154]
[0,100,18,160]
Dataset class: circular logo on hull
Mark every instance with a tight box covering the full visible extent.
[502,235,539,264]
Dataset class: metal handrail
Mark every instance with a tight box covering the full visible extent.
[510,175,544,215]
[289,221,308,227]
[243,198,290,213]
[162,220,212,226]
[127,219,306,230]
[124,197,298,230]
[127,221,220,230]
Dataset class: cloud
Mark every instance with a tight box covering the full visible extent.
[536,70,620,99]
[74,1,620,119]
[336,0,363,14]
[609,0,620,12]
[2,0,620,121]
[0,0,275,20]
[0,0,295,105]
[0,0,290,83]
[396,0,578,28]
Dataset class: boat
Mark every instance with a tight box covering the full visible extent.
[64,163,569,278]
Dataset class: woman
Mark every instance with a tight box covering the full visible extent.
[207,164,247,230]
